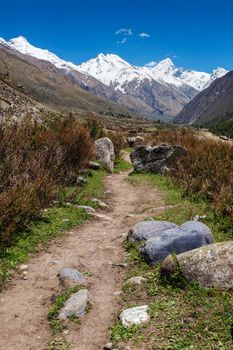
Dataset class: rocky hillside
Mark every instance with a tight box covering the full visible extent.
[0,73,47,120]
[175,71,233,126]
[0,36,228,119]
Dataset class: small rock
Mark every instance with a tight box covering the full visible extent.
[104,190,112,196]
[113,291,121,296]
[22,271,28,276]
[112,263,128,268]
[58,289,90,320]
[58,268,85,288]
[77,205,96,214]
[19,264,28,271]
[92,198,108,208]
[125,276,146,286]
[92,213,112,221]
[89,161,101,170]
[121,232,128,240]
[77,176,87,186]
[103,342,113,350]
[120,305,150,327]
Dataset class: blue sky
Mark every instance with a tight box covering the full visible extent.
[1,0,232,72]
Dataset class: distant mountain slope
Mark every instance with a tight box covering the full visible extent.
[0,36,228,119]
[0,44,134,117]
[174,71,233,126]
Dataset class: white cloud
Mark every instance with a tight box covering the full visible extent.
[117,38,128,44]
[115,28,133,36]
[139,32,150,39]
[145,61,157,67]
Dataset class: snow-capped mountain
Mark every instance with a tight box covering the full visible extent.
[1,36,227,93]
[0,36,81,72]
[0,36,228,118]
[78,54,227,93]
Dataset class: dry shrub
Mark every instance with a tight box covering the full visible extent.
[85,114,125,160]
[85,113,105,140]
[107,131,126,159]
[0,114,94,245]
[149,129,233,223]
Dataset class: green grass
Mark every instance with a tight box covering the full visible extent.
[0,169,105,288]
[112,172,233,349]
[115,241,233,350]
[110,321,142,342]
[46,337,70,350]
[48,285,83,335]
[114,157,132,174]
[128,172,232,242]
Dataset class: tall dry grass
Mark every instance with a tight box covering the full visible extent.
[148,129,233,224]
[0,114,94,245]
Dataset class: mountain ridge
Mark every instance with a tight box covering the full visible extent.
[0,36,228,118]
[174,71,233,126]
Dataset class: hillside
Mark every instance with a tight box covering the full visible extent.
[175,71,233,126]
[0,44,135,118]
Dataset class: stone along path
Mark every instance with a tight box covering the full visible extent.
[0,169,164,350]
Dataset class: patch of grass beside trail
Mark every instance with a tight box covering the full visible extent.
[128,172,232,242]
[0,169,105,289]
[114,157,133,174]
[48,285,83,335]
[110,172,233,350]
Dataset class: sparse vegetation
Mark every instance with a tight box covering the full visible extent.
[46,337,70,350]
[113,157,132,174]
[146,129,233,231]
[0,114,94,246]
[0,133,104,287]
[48,285,83,334]
[115,173,233,349]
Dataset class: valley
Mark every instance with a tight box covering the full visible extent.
[0,6,233,349]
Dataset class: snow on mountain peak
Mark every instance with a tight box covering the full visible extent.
[211,67,228,78]
[2,36,77,71]
[0,35,228,94]
[0,37,7,45]
[10,36,29,46]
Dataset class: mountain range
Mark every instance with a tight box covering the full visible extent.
[0,36,228,120]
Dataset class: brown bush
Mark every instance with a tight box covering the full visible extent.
[148,129,233,223]
[85,114,105,140]
[0,114,94,245]
[107,131,126,159]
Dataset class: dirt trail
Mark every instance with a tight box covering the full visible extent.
[0,169,164,350]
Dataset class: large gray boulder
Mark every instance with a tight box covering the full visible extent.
[161,241,233,290]
[140,221,213,265]
[127,220,178,242]
[95,137,115,172]
[130,144,187,174]
[58,289,90,320]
